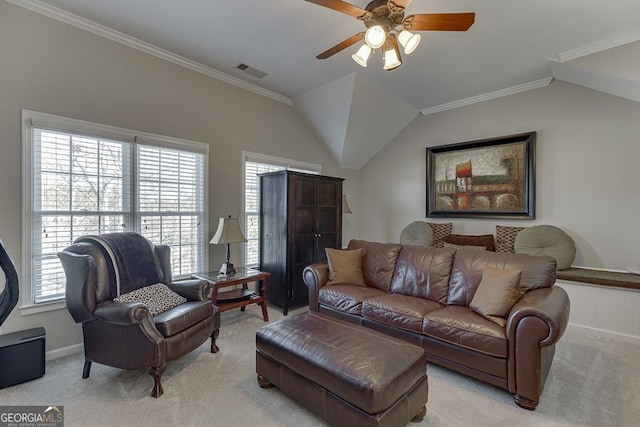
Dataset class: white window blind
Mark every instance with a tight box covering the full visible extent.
[23,110,208,308]
[33,130,131,303]
[242,152,320,268]
[138,145,205,276]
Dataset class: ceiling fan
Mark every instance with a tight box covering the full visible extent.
[305,0,475,70]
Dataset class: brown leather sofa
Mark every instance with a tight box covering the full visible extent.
[58,232,220,397]
[303,239,570,410]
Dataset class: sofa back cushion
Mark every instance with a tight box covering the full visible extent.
[347,240,402,292]
[447,250,557,306]
[390,246,456,304]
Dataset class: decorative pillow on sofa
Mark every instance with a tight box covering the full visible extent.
[444,234,495,251]
[325,247,366,287]
[514,225,576,270]
[113,283,186,316]
[495,225,525,253]
[427,222,453,248]
[470,266,525,326]
[400,221,434,247]
[443,242,487,252]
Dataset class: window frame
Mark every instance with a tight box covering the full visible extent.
[241,151,321,269]
[21,110,209,315]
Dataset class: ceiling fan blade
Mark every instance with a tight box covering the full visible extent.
[404,13,475,31]
[316,32,365,59]
[305,0,368,18]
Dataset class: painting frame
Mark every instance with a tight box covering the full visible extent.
[426,132,536,219]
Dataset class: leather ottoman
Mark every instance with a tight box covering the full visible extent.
[256,312,428,426]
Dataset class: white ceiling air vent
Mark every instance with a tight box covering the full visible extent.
[235,63,268,79]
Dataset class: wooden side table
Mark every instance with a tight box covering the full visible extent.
[192,268,270,322]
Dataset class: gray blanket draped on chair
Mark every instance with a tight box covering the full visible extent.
[76,232,162,298]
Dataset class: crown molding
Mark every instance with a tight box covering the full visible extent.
[7,0,293,106]
[551,30,640,63]
[420,78,553,116]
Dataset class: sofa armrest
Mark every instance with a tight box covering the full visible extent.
[168,279,211,301]
[94,301,151,326]
[303,263,330,312]
[505,285,570,408]
[506,286,570,347]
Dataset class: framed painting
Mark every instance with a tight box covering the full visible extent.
[426,132,536,219]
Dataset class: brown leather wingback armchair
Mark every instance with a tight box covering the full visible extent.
[58,232,220,397]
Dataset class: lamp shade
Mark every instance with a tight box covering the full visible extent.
[342,195,352,214]
[209,216,247,245]
[383,45,402,70]
[351,44,372,67]
[398,30,421,54]
[365,25,386,49]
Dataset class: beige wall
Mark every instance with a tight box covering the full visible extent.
[0,3,359,352]
[361,80,640,272]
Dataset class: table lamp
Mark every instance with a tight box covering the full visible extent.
[342,195,352,214]
[210,215,247,275]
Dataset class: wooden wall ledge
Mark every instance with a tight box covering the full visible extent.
[556,267,640,291]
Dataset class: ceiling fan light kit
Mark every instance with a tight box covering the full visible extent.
[306,0,475,71]
[383,44,402,70]
[398,29,421,54]
[364,25,387,49]
[351,44,372,67]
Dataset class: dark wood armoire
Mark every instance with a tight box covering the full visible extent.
[259,170,343,315]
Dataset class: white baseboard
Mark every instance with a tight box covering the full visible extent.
[46,343,83,361]
[567,323,640,344]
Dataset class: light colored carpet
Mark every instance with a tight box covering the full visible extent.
[1,305,639,427]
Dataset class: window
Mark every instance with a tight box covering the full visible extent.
[242,152,320,268]
[22,110,208,312]
[137,145,205,276]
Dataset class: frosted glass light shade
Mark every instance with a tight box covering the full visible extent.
[365,25,386,49]
[383,47,401,70]
[398,30,421,54]
[351,44,372,67]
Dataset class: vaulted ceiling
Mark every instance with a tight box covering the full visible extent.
[12,0,640,169]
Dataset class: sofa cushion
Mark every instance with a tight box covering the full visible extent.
[363,294,444,333]
[390,246,455,303]
[153,300,213,337]
[495,225,525,253]
[470,266,524,326]
[325,248,366,287]
[444,234,495,251]
[447,250,557,307]
[423,306,508,358]
[427,223,452,248]
[319,284,387,315]
[347,240,402,292]
[113,283,186,316]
